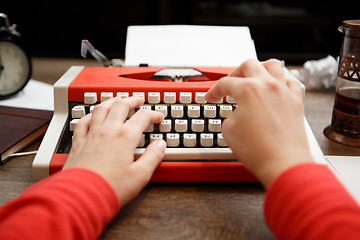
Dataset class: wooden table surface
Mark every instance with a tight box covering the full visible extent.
[1,58,360,240]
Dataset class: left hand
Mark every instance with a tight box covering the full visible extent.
[63,96,166,205]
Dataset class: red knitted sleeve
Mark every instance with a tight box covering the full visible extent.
[0,168,120,240]
[264,163,360,240]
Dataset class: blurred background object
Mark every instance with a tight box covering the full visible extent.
[2,1,358,64]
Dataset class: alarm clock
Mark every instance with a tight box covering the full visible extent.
[0,13,31,97]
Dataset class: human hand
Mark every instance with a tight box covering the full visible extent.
[205,59,314,188]
[63,96,166,205]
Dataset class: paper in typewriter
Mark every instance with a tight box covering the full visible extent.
[124,25,257,68]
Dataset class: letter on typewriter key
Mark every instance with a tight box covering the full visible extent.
[71,106,85,118]
[175,119,188,132]
[208,119,222,132]
[219,105,233,118]
[117,92,129,98]
[101,92,113,102]
[140,104,152,111]
[166,133,180,147]
[84,92,97,104]
[150,133,163,143]
[148,92,161,104]
[155,105,168,117]
[204,105,217,118]
[171,105,184,118]
[195,92,207,104]
[191,119,205,132]
[188,105,200,118]
[159,119,172,132]
[200,133,214,147]
[164,92,176,104]
[180,92,192,104]
[183,133,197,147]
[132,92,145,100]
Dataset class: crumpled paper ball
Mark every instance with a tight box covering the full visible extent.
[290,55,338,90]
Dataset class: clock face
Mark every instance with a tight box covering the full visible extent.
[0,41,31,97]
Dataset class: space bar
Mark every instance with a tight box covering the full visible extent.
[134,148,236,160]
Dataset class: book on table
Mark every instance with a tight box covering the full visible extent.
[0,105,53,163]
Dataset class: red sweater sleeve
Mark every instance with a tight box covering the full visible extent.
[265,163,360,240]
[0,168,120,240]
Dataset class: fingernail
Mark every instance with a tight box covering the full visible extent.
[156,140,167,152]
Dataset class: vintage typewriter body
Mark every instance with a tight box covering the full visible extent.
[32,65,325,181]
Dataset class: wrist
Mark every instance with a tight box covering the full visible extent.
[251,152,315,189]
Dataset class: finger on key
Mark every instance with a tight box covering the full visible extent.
[205,76,241,103]
[105,96,145,126]
[123,109,165,147]
[262,59,285,82]
[228,59,268,78]
[72,113,92,149]
[89,97,118,131]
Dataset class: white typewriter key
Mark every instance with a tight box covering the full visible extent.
[171,105,184,118]
[208,119,222,132]
[166,133,180,147]
[191,119,205,132]
[69,119,80,131]
[84,92,97,104]
[150,133,163,143]
[164,92,176,104]
[89,105,96,113]
[195,92,207,104]
[140,104,152,111]
[101,92,113,102]
[219,105,233,118]
[180,92,192,104]
[117,92,129,98]
[200,133,214,147]
[148,92,160,104]
[183,133,197,147]
[71,106,86,118]
[159,119,172,132]
[215,98,223,104]
[174,119,188,132]
[226,96,236,104]
[217,133,228,147]
[138,134,145,147]
[155,105,168,117]
[144,123,154,133]
[203,105,217,118]
[187,105,200,118]
[132,92,145,99]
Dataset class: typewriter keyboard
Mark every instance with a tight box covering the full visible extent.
[68,91,238,160]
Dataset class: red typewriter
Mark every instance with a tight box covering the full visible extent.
[32,66,260,181]
[33,35,325,181]
[32,65,325,182]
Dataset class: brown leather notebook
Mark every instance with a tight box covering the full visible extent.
[0,106,53,163]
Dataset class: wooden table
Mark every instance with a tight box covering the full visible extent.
[1,58,360,239]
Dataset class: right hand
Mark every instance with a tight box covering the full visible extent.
[205,59,314,188]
